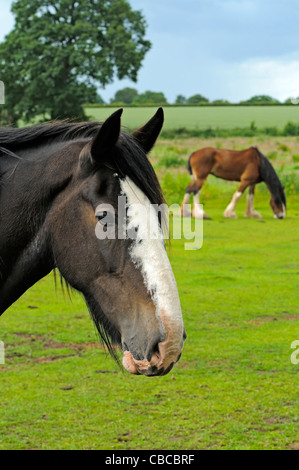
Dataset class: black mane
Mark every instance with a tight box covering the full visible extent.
[0,121,100,150]
[253,147,286,208]
[0,121,165,208]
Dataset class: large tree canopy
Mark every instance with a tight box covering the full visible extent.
[0,0,151,123]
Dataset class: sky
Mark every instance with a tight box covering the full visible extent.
[0,0,299,103]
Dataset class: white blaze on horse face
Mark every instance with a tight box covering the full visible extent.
[279,204,286,218]
[120,177,184,371]
[282,204,286,217]
[274,204,286,219]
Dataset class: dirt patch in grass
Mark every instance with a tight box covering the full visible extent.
[245,312,299,325]
[289,442,299,450]
[12,332,100,351]
[4,332,105,363]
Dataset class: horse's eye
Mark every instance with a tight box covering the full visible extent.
[96,211,115,226]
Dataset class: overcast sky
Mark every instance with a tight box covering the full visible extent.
[0,0,299,103]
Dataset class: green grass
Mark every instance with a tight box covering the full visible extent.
[1,136,299,450]
[1,195,298,450]
[85,105,299,131]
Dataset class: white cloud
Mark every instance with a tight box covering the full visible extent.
[227,58,299,101]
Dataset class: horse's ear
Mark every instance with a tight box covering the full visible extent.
[90,108,123,163]
[132,107,164,154]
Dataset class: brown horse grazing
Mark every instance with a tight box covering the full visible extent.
[0,108,186,377]
[181,146,286,219]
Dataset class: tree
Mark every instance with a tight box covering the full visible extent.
[284,97,299,105]
[132,91,168,105]
[187,94,209,105]
[211,99,230,105]
[110,87,139,104]
[0,0,151,123]
[241,95,280,104]
[175,95,187,105]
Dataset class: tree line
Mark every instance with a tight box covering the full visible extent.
[93,89,299,106]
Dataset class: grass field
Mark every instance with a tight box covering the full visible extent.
[0,136,298,450]
[85,105,299,131]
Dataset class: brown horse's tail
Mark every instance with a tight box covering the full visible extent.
[187,153,193,175]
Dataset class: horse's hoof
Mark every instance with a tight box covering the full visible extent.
[181,207,192,217]
[224,212,237,219]
[192,210,210,220]
[245,212,262,219]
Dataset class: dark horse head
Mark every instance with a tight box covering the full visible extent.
[269,186,286,219]
[0,109,186,376]
[256,148,286,219]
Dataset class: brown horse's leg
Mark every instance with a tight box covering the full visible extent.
[223,180,249,218]
[223,190,242,218]
[181,176,198,217]
[181,192,192,217]
[181,177,209,218]
[245,184,262,218]
[192,187,210,219]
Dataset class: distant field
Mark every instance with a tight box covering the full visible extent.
[85,106,299,130]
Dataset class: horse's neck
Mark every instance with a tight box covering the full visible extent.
[0,143,76,314]
[0,231,53,314]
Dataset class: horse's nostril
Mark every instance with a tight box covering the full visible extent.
[146,344,160,363]
[145,335,163,362]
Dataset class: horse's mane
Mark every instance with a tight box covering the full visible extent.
[253,147,286,208]
[0,121,100,149]
[0,121,165,208]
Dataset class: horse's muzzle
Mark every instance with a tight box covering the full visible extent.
[122,342,184,377]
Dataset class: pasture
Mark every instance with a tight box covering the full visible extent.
[0,133,298,450]
[86,105,299,131]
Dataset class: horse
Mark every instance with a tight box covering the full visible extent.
[0,108,186,377]
[181,146,286,220]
